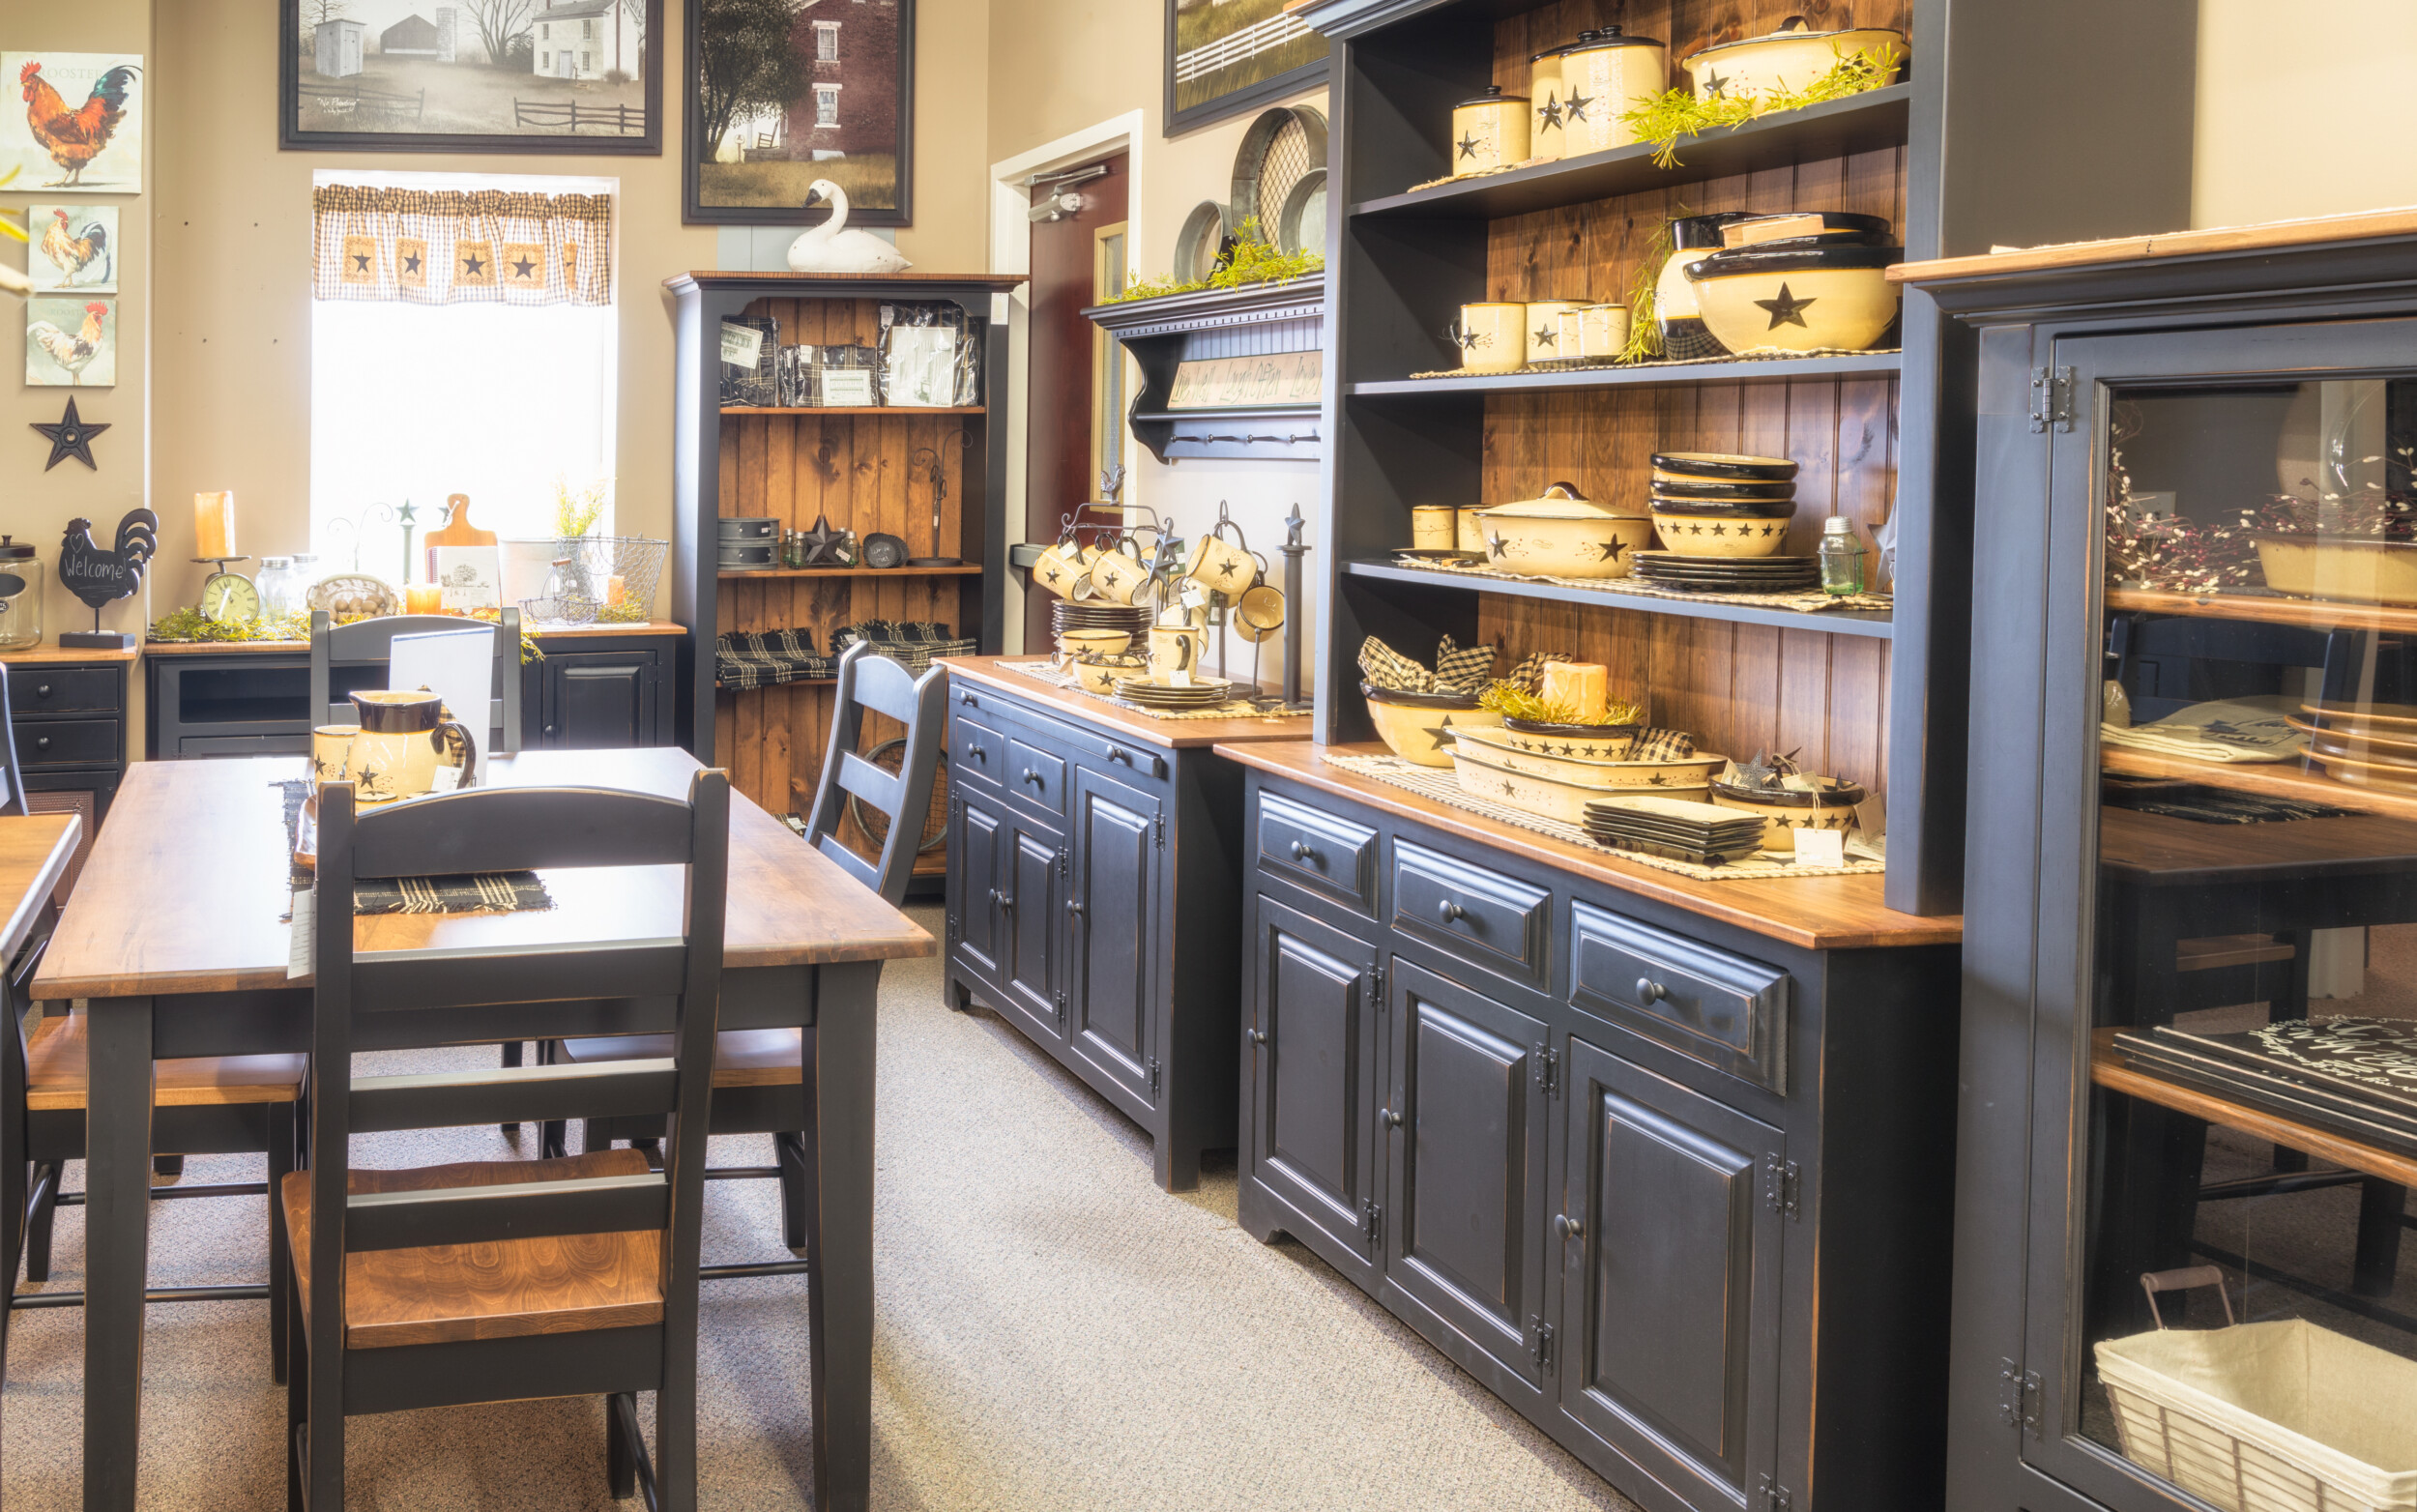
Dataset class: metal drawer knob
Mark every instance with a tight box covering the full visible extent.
[1437,900,1466,923]
[986,887,1000,903]
[1248,1028,1267,1045]
[969,745,986,762]
[1636,977,1666,1005]
[1290,840,1319,863]
[1107,745,1127,763]
[1000,892,1016,912]
[33,737,48,751]
[1022,768,1040,785]
[1554,1213,1583,1241]
[1067,900,1086,919]
[35,684,50,698]
[1380,1107,1403,1129]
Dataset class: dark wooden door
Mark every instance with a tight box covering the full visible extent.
[539,648,661,748]
[951,785,1007,992]
[1066,765,1157,1104]
[997,811,1064,1045]
[1558,1033,1781,1505]
[1383,955,1552,1391]
[1023,154,1128,648]
[1247,891,1383,1273]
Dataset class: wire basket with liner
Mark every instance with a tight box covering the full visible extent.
[553,536,668,624]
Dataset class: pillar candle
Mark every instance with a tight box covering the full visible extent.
[1539,660,1609,719]
[404,584,443,616]
[606,574,626,609]
[194,491,236,560]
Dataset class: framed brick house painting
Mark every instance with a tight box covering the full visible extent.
[687,0,914,226]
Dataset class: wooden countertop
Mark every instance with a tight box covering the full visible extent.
[1891,206,2417,285]
[31,748,929,1002]
[2101,805,2417,887]
[2092,1028,2417,1189]
[940,656,1315,750]
[2,644,140,664]
[1217,741,1963,952]
[141,621,687,655]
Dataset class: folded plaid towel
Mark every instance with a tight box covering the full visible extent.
[831,621,975,674]
[1360,634,1509,695]
[717,629,821,690]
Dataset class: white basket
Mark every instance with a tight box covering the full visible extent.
[2096,1320,2417,1512]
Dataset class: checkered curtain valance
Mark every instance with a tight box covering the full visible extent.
[311,186,611,305]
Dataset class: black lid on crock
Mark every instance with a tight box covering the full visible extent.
[1457,82,1529,106]
[1563,24,1665,51]
[0,537,36,561]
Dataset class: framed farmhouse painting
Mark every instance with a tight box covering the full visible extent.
[685,0,915,226]
[1164,0,1327,136]
[279,0,664,154]
[0,54,144,193]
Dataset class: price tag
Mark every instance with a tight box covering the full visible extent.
[719,321,765,368]
[1180,581,1208,608]
[1794,829,1847,867]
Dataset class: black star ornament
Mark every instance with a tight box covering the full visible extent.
[799,513,846,567]
[31,397,108,472]
[1754,281,1819,330]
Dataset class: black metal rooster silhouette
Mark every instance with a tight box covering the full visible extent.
[59,509,159,611]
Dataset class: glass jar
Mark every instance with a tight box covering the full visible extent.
[1817,515,1867,596]
[255,556,304,619]
[0,538,43,650]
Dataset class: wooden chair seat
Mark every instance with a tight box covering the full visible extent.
[280,1148,663,1351]
[26,1010,305,1110]
[560,1028,802,1089]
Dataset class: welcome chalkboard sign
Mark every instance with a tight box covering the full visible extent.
[58,508,159,650]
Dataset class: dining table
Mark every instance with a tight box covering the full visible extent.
[28,748,931,1512]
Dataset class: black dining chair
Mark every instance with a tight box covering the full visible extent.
[289,771,727,1512]
[548,641,946,1265]
[309,608,524,755]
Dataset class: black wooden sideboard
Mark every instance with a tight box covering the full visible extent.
[1223,741,1964,1512]
[4,645,137,898]
[938,657,1311,1190]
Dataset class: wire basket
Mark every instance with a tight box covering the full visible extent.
[546,536,668,624]
[520,594,598,626]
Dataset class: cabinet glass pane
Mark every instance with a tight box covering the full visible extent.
[2085,378,2417,1498]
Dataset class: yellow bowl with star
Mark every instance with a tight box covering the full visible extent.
[1471,481,1655,579]
[1361,683,1503,768]
[1648,498,1797,558]
[1684,242,1902,356]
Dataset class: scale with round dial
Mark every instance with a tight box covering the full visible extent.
[195,554,260,623]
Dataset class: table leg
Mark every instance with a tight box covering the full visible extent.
[807,961,881,1512]
[84,995,155,1512]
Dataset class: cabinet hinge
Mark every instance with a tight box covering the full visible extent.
[1527,1315,1555,1375]
[2028,364,2076,433]
[1147,1055,1162,1095]
[1057,844,1068,877]
[1153,810,1165,849]
[1531,1042,1560,1098]
[1053,988,1067,1032]
[1360,1200,1383,1246]
[1757,1473,1792,1512]
[1762,1154,1800,1219]
[1998,1357,2042,1436]
[946,913,960,945]
[1365,963,1384,1003]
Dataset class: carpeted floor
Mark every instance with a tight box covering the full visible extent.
[0,903,1638,1510]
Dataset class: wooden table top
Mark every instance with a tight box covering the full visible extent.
[941,656,1315,750]
[2099,805,2417,887]
[1217,742,1962,952]
[0,814,80,963]
[141,622,688,655]
[32,748,931,1002]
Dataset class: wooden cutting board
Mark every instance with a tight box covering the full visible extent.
[423,494,497,581]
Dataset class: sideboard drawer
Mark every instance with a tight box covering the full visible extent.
[952,713,1005,787]
[11,667,119,716]
[1569,899,1791,1093]
[1258,792,1377,916]
[1390,838,1551,987]
[20,718,120,769]
[1005,739,1067,814]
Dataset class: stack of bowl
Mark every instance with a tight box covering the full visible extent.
[1638,452,1818,590]
[1445,718,1725,822]
[2290,702,2417,795]
[1053,599,1150,652]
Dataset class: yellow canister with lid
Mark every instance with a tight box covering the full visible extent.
[1449,84,1529,174]
[1558,25,1668,157]
[1528,41,1572,163]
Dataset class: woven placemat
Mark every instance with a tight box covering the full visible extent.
[997,658,1294,722]
[1408,346,1901,380]
[1378,553,1892,616]
[1320,751,1885,882]
[277,779,554,915]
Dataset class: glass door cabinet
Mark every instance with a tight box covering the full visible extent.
[1927,222,2417,1512]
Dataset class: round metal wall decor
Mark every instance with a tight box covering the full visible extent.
[1174,201,1229,284]
[1230,105,1327,239]
[1278,167,1327,255]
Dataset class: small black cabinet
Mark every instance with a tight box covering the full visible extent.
[535,646,666,748]
[6,653,130,899]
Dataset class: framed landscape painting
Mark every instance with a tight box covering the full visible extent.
[685,0,915,226]
[1164,0,1327,135]
[279,0,663,154]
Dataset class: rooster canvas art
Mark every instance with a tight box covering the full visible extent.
[30,205,113,292]
[0,53,142,194]
[25,296,113,387]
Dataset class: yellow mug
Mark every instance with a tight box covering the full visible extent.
[1188,534,1260,596]
[1445,303,1526,373]
[311,725,357,788]
[1412,506,1459,550]
[1148,622,1207,682]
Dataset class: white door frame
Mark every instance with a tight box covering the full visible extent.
[989,110,1146,654]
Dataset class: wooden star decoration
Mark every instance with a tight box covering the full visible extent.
[1754,281,1819,330]
[1732,750,1784,790]
[799,513,846,567]
[31,397,108,472]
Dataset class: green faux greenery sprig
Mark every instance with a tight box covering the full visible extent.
[1104,217,1324,305]
[1620,212,1680,363]
[1619,44,1903,170]
[1478,680,1645,728]
[149,606,545,664]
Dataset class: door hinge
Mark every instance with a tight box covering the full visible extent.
[1365,963,1384,1003]
[946,913,960,945]
[1531,1042,1560,1097]
[1757,1473,1792,1512]
[1762,1153,1800,1219]
[1057,844,1068,877]
[1147,1055,1162,1095]
[1153,810,1165,849]
[1361,1200,1383,1246]
[1528,1315,1555,1375]
[1998,1357,2042,1435]
[2028,364,2075,433]
[1053,988,1067,1032]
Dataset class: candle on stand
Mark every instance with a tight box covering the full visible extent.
[194,491,236,560]
[1539,660,1610,719]
[404,584,443,615]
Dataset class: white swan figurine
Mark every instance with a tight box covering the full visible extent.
[785,179,913,275]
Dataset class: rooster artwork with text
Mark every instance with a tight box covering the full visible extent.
[59,511,158,613]
[17,60,139,189]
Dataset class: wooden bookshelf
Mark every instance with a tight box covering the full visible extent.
[720,406,987,416]
[2091,1029,2417,1189]
[2107,586,2417,637]
[718,565,986,580]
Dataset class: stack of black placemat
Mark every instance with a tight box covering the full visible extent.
[2115,1018,2417,1157]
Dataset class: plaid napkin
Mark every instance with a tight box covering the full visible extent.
[1501,651,1572,695]
[830,621,976,674]
[276,779,553,915]
[1359,634,1504,695]
[717,629,822,689]
[1629,728,1696,760]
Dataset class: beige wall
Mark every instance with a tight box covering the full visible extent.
[2195,0,2417,227]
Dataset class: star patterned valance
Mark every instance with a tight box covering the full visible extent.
[310,186,611,306]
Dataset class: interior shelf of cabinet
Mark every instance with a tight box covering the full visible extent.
[2100,746,2417,824]
[719,678,837,691]
[2090,1029,2417,1189]
[1349,84,1912,223]
[2106,587,2417,636]
[1342,560,1895,638]
[718,406,987,416]
[719,565,986,579]
[1348,350,1901,398]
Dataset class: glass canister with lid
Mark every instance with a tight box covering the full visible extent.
[0,538,44,650]
[255,556,306,619]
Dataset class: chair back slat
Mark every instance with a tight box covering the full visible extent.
[843,653,924,724]
[812,835,882,892]
[343,1173,670,1253]
[350,942,686,1013]
[347,1060,678,1134]
[348,998,665,1054]
[800,642,949,906]
[834,750,903,817]
[349,786,694,877]
[310,608,524,755]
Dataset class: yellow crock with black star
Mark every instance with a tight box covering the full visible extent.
[1471,481,1654,580]
[1558,26,1667,158]
[1684,241,1904,356]
[1448,85,1529,175]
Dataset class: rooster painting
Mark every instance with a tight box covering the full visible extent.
[59,510,160,613]
[3,54,141,192]
[25,299,110,386]
[37,209,109,288]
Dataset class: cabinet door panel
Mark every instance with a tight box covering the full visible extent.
[1559,1034,1780,1504]
[1385,956,1552,1391]
[1068,768,1159,1102]
[542,651,660,749]
[952,788,1006,989]
[1249,893,1382,1267]
[998,815,1064,1045]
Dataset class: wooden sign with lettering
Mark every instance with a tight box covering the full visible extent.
[1165,351,1323,410]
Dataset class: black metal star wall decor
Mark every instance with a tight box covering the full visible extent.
[1754,281,1819,330]
[32,397,108,472]
[799,513,847,567]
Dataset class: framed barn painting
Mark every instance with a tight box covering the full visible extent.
[685,0,915,226]
[278,0,664,155]
[1164,0,1327,136]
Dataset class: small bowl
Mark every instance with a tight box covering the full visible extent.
[1074,651,1150,696]
[1649,451,1798,484]
[1058,628,1133,660]
[1394,547,1488,567]
[1708,776,1866,853]
[1363,683,1504,768]
[1648,479,1798,504]
[1650,498,1798,558]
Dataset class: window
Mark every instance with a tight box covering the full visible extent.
[310,171,618,553]
[814,86,839,127]
[815,21,839,60]
[1092,221,1128,483]
[539,21,549,38]
[581,51,592,69]
[539,51,550,68]
[581,18,592,37]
